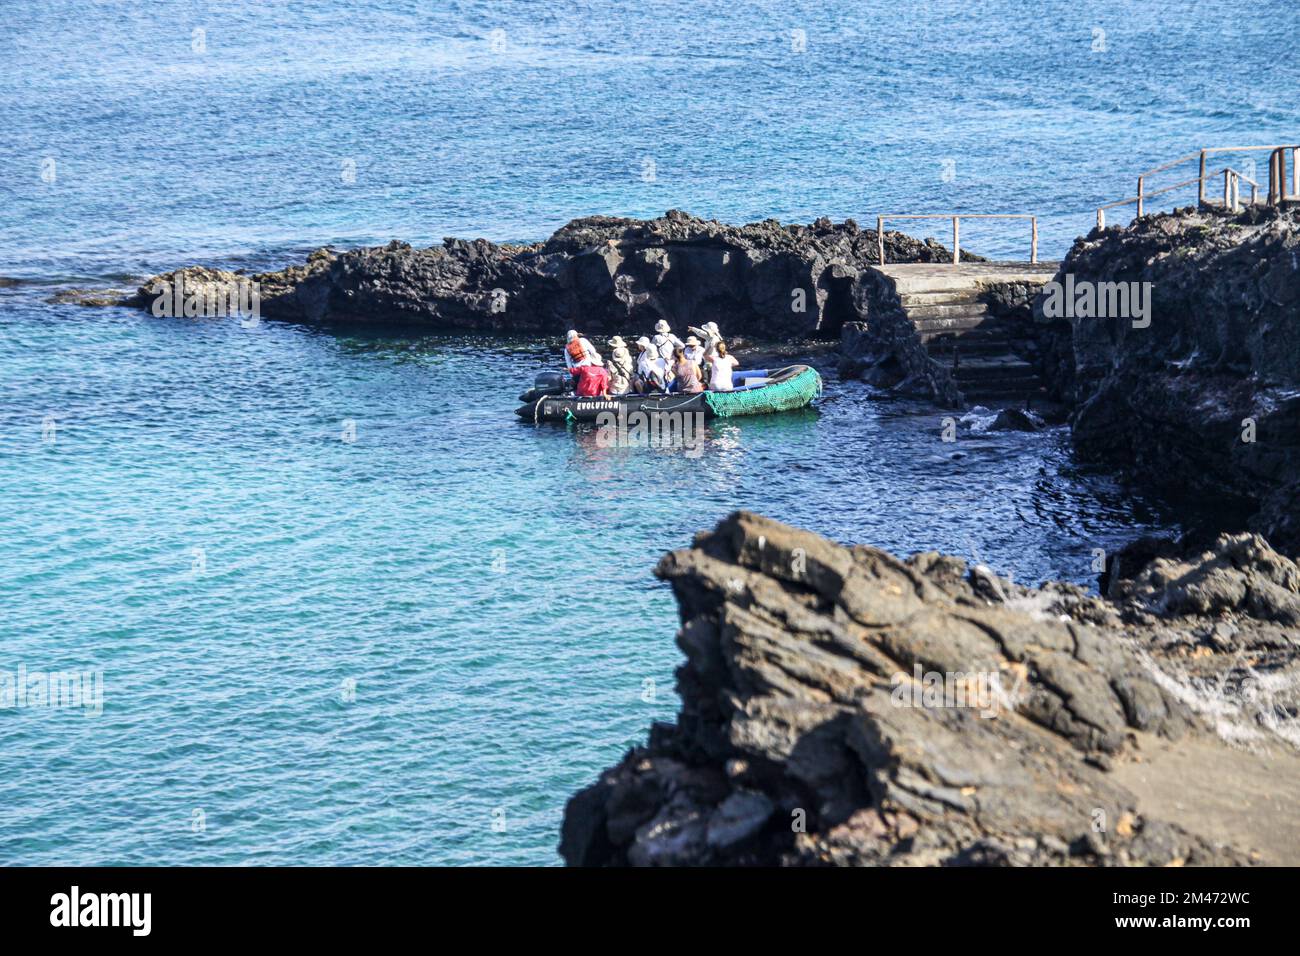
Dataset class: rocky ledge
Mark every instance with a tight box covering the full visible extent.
[560,512,1300,866]
[110,211,971,338]
[1040,203,1300,557]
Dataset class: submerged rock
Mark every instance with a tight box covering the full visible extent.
[988,407,1043,431]
[560,512,1300,866]
[47,288,134,307]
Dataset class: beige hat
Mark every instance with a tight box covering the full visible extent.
[654,320,671,334]
[635,336,652,349]
[685,335,701,346]
[608,335,627,348]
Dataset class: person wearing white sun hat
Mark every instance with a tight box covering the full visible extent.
[651,319,684,364]
[683,335,705,367]
[607,335,633,395]
[688,320,723,360]
[633,336,666,393]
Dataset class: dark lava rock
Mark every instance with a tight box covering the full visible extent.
[118,211,967,339]
[559,512,1300,866]
[46,288,132,307]
[1039,204,1300,556]
[118,250,338,315]
[988,407,1043,432]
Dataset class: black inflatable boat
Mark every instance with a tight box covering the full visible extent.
[515,366,822,423]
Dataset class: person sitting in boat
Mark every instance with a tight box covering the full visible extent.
[688,321,723,359]
[651,320,683,365]
[683,335,706,367]
[564,329,602,371]
[607,335,633,395]
[672,346,704,394]
[634,336,667,393]
[708,341,740,391]
[570,362,611,399]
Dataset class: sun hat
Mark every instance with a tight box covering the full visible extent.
[608,335,627,348]
[685,335,701,346]
[654,320,670,334]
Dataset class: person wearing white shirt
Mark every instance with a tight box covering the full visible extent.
[683,335,705,367]
[707,341,740,391]
[634,336,667,393]
[651,319,684,364]
[689,321,723,360]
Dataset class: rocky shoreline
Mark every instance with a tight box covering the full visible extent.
[1044,204,1300,558]
[560,512,1300,866]
[101,210,971,338]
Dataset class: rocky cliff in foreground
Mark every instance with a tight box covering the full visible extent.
[116,211,973,339]
[1040,204,1300,556]
[560,512,1300,866]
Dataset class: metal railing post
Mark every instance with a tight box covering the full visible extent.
[1030,217,1038,263]
[1224,168,1231,208]
[1293,147,1299,199]
[1198,150,1207,205]
[877,216,885,265]
[1136,176,1144,217]
[1097,208,1105,229]
[952,216,960,264]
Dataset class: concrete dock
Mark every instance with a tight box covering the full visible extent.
[868,261,1060,402]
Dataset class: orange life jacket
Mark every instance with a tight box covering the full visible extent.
[567,339,586,363]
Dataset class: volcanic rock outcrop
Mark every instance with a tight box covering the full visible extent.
[1039,204,1300,556]
[560,512,1300,866]
[118,211,967,339]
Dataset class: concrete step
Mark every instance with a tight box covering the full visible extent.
[898,290,984,308]
[913,314,990,334]
[962,384,1048,400]
[958,379,1044,399]
[923,323,1017,344]
[905,302,990,321]
[923,320,1014,339]
[890,276,983,295]
[876,263,1060,297]
[926,337,1019,358]
[951,355,1039,381]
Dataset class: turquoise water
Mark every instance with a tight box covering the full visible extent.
[0,308,1172,865]
[1,0,1295,865]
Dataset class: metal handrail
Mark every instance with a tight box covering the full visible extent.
[1191,146,1294,204]
[1100,145,1297,227]
[875,214,1038,265]
[1268,146,1300,204]
[1097,165,1261,227]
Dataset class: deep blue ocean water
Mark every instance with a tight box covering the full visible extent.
[1,1,1297,865]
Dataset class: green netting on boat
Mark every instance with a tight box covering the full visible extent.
[703,367,823,418]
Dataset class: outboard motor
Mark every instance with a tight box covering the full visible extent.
[533,370,566,392]
[518,370,568,404]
